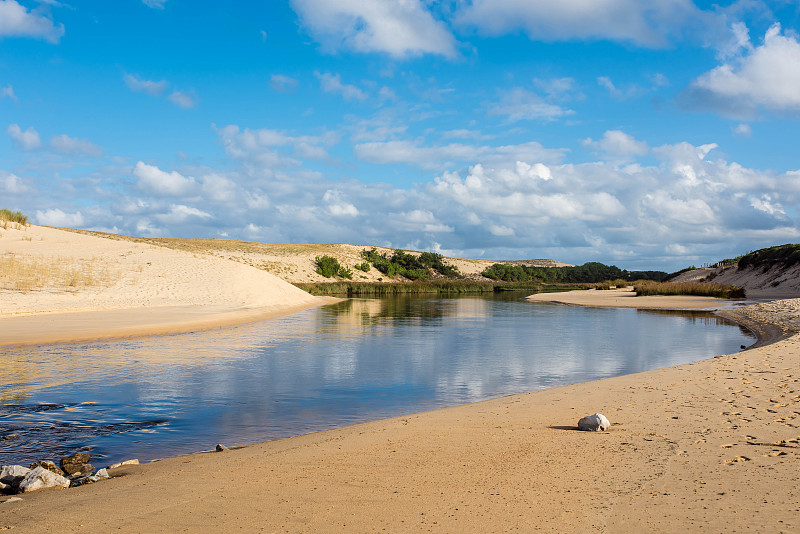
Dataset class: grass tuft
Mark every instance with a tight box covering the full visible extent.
[0,254,118,292]
[633,281,745,299]
[0,209,28,229]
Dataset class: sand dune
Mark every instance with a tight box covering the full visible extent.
[0,225,334,345]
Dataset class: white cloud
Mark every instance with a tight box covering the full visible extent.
[270,74,298,93]
[315,71,368,101]
[36,208,84,227]
[133,161,196,196]
[7,123,41,150]
[142,0,167,8]
[455,0,709,48]
[685,24,800,117]
[733,123,752,137]
[124,74,169,96]
[167,90,196,109]
[354,139,564,170]
[155,204,212,223]
[50,134,103,157]
[124,74,195,108]
[0,171,27,193]
[582,130,649,158]
[488,87,572,122]
[323,190,359,217]
[290,0,458,58]
[0,0,64,43]
[1,84,17,103]
[216,124,336,167]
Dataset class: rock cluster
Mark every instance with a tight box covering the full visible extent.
[0,452,125,496]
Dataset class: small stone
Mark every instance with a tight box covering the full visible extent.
[94,468,109,480]
[29,460,64,477]
[60,453,91,476]
[577,413,611,432]
[215,444,228,452]
[0,434,17,441]
[17,467,70,493]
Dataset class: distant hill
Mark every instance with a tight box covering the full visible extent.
[669,244,800,298]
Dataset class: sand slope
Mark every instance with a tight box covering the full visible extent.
[0,225,332,345]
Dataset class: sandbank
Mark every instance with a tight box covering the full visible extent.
[526,286,740,310]
[2,287,799,531]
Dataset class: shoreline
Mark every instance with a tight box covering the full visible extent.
[2,294,799,531]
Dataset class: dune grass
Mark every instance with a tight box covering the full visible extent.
[0,209,28,229]
[633,281,745,299]
[0,254,118,292]
[294,281,589,296]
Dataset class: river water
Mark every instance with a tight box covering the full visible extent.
[0,293,754,466]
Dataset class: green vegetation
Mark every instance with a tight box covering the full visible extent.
[595,279,629,290]
[633,281,745,299]
[360,248,460,280]
[737,244,800,270]
[314,255,353,279]
[354,261,370,273]
[481,262,667,284]
[295,280,589,296]
[0,209,28,228]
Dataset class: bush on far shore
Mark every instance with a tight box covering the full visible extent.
[633,281,745,299]
[314,255,353,279]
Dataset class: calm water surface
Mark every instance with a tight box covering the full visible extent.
[0,293,754,466]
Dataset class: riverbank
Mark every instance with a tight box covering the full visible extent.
[2,294,799,532]
[0,225,335,346]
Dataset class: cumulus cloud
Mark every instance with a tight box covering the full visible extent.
[50,134,103,157]
[488,87,573,122]
[0,171,27,193]
[323,190,359,217]
[133,161,196,196]
[155,204,212,223]
[290,0,458,58]
[7,123,41,150]
[315,71,367,101]
[36,208,84,227]
[354,139,564,170]
[582,130,649,159]
[733,123,752,137]
[455,0,710,48]
[0,0,64,43]
[216,124,337,167]
[270,74,298,93]
[683,24,800,118]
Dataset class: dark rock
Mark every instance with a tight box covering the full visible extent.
[29,460,65,477]
[215,444,228,452]
[0,434,18,441]
[60,453,91,475]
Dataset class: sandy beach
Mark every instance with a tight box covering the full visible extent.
[2,226,799,532]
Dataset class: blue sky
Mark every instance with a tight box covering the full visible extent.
[2,0,800,271]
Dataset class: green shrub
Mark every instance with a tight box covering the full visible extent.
[355,261,370,272]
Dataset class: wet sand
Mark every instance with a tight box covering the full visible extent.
[2,294,799,532]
